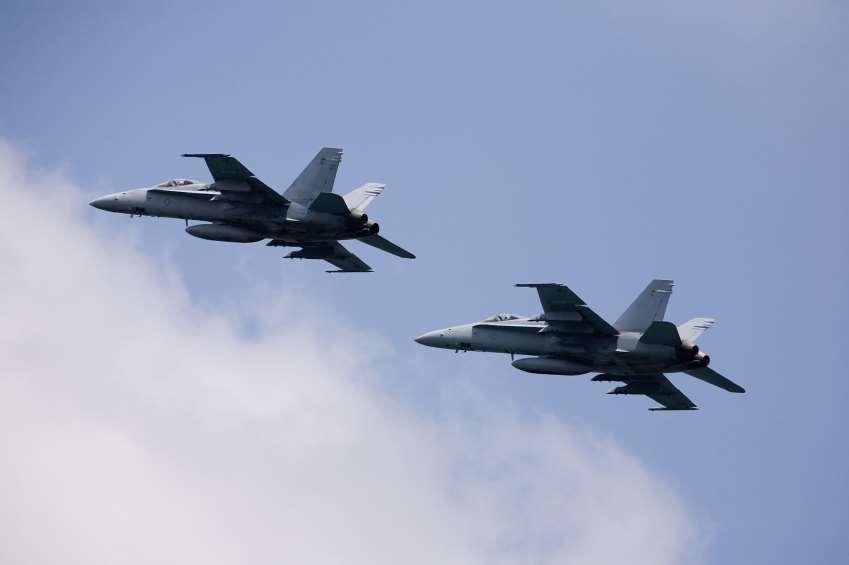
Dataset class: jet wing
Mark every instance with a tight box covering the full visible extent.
[323,242,372,273]
[595,373,698,410]
[515,283,618,336]
[182,154,288,205]
[269,240,372,273]
[642,374,698,410]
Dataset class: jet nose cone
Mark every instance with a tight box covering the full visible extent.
[414,330,442,347]
[89,195,113,211]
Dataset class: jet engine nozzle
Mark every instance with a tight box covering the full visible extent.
[348,211,369,227]
[687,351,710,368]
[680,340,699,355]
[677,340,699,362]
[357,221,379,236]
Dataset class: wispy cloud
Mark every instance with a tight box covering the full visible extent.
[0,140,700,564]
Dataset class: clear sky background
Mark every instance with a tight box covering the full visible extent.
[1,2,847,563]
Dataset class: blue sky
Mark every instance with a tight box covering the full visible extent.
[1,2,847,563]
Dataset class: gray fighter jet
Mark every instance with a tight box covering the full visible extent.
[89,148,414,272]
[415,280,745,410]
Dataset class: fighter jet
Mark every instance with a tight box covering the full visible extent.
[89,148,414,272]
[415,280,745,410]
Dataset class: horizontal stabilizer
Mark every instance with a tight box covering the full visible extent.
[684,367,745,393]
[678,318,716,342]
[344,182,385,212]
[358,234,415,259]
[638,321,682,347]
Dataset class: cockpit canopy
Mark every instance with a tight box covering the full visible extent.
[481,313,520,322]
[156,178,200,188]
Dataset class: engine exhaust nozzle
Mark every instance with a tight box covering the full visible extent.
[348,211,369,227]
[688,351,710,368]
[681,339,698,352]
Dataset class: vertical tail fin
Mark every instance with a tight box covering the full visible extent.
[282,147,343,204]
[614,279,674,332]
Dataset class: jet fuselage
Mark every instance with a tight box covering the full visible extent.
[89,149,414,273]
[415,280,742,410]
[415,319,707,377]
[90,184,375,244]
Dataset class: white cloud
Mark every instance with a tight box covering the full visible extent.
[0,140,699,564]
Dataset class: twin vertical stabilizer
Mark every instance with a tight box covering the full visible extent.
[614,279,674,332]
